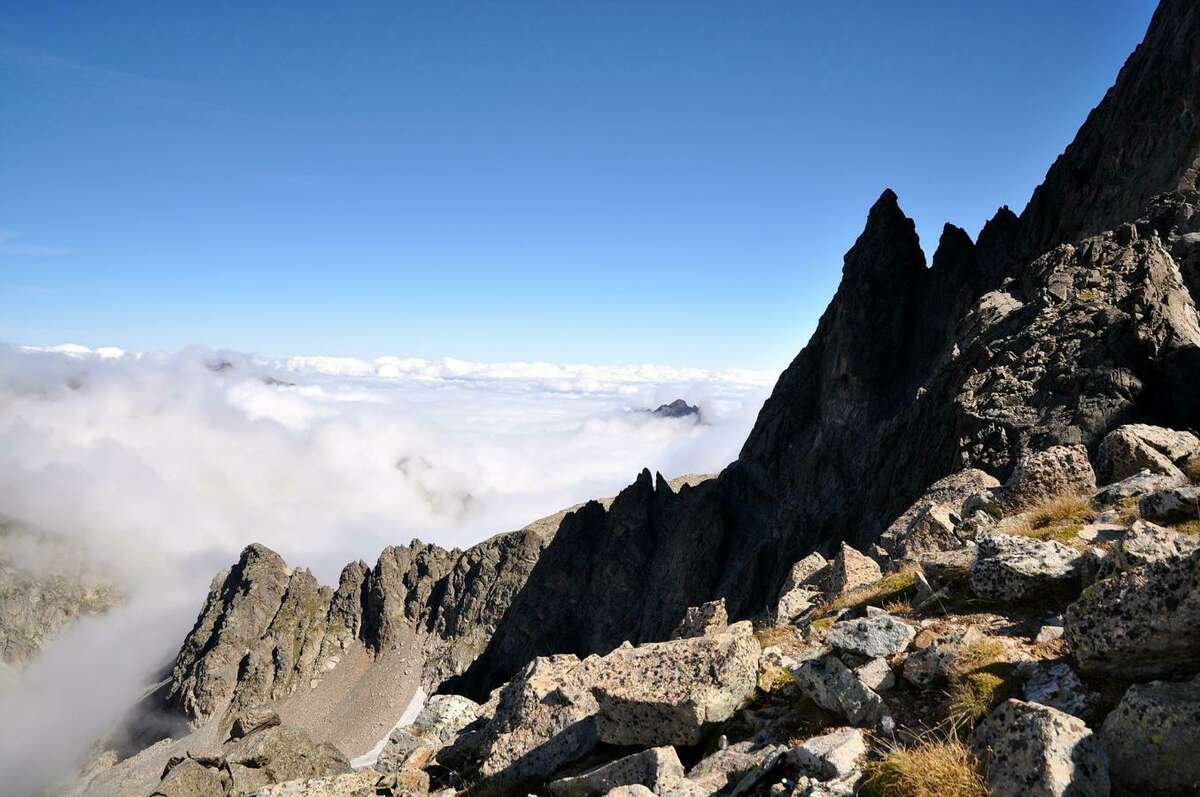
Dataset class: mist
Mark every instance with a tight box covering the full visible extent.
[0,342,775,792]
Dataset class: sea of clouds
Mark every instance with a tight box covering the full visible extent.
[0,341,777,792]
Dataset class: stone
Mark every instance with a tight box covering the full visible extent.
[677,741,785,797]
[1021,662,1096,718]
[878,469,1000,557]
[671,599,728,639]
[791,654,888,726]
[1066,548,1200,680]
[1139,484,1200,524]
[594,621,761,747]
[824,615,914,658]
[606,787,656,797]
[548,747,685,797]
[852,658,895,692]
[1100,676,1200,795]
[825,544,882,600]
[377,694,481,773]
[1111,519,1200,571]
[775,554,829,624]
[786,728,867,781]
[252,770,382,796]
[229,704,282,740]
[972,699,1109,797]
[1096,424,1200,483]
[152,758,232,797]
[223,725,351,791]
[889,503,964,561]
[969,532,1083,601]
[902,626,987,686]
[916,544,978,588]
[1034,621,1065,644]
[1092,469,1185,506]
[998,445,1097,513]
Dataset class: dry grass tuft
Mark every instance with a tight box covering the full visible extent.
[1114,496,1142,526]
[862,736,988,797]
[1173,520,1200,536]
[821,567,919,615]
[951,635,1007,674]
[754,625,799,649]
[757,664,796,694]
[883,598,913,615]
[947,670,1014,728]
[1027,494,1093,529]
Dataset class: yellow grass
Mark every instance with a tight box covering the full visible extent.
[754,625,798,649]
[862,737,988,797]
[947,671,1013,727]
[1173,520,1200,536]
[821,567,919,615]
[1027,494,1093,529]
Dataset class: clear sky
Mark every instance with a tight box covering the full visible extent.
[0,1,1158,369]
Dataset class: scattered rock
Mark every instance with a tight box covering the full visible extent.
[229,704,281,740]
[678,740,785,797]
[791,654,888,726]
[970,532,1083,601]
[775,554,829,624]
[879,469,1000,557]
[887,503,964,561]
[1092,469,1185,506]
[902,626,987,686]
[671,599,728,640]
[824,615,914,658]
[825,545,882,600]
[851,657,895,692]
[547,746,684,797]
[1100,676,1200,795]
[252,770,382,796]
[1139,484,1200,524]
[972,699,1109,797]
[1066,548,1200,680]
[786,728,867,781]
[1021,662,1096,718]
[377,694,481,773]
[1111,519,1200,571]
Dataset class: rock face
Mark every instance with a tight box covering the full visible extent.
[1100,676,1200,794]
[972,700,1109,797]
[452,0,1200,697]
[1066,548,1200,679]
[0,522,120,671]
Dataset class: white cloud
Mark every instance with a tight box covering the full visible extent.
[0,342,776,792]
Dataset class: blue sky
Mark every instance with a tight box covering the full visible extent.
[1,1,1157,369]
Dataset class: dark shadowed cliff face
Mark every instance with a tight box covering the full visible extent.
[453,0,1200,697]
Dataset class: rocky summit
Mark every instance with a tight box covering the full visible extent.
[62,1,1200,795]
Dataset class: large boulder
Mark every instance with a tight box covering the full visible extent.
[1100,676,1200,795]
[824,615,915,658]
[548,746,684,797]
[223,725,351,795]
[1021,662,1096,719]
[791,654,889,726]
[1096,424,1200,484]
[889,503,963,561]
[1139,485,1200,524]
[825,544,882,599]
[998,445,1097,513]
[970,532,1083,601]
[1066,548,1200,680]
[971,699,1109,797]
[1092,469,1185,506]
[593,621,760,747]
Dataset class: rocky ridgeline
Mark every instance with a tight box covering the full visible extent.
[75,0,1200,795]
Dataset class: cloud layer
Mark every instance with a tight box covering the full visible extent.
[0,342,775,792]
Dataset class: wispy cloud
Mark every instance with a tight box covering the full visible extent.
[0,229,74,257]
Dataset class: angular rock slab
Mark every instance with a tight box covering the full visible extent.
[1096,423,1200,483]
[1100,676,1200,795]
[671,598,728,640]
[970,532,1083,601]
[825,544,882,600]
[1066,548,1200,680]
[825,615,915,658]
[791,654,888,726]
[548,746,684,797]
[594,621,760,746]
[1139,484,1200,524]
[786,728,867,781]
[972,699,1109,797]
[1021,662,1096,718]
[1111,519,1200,571]
[999,445,1097,513]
